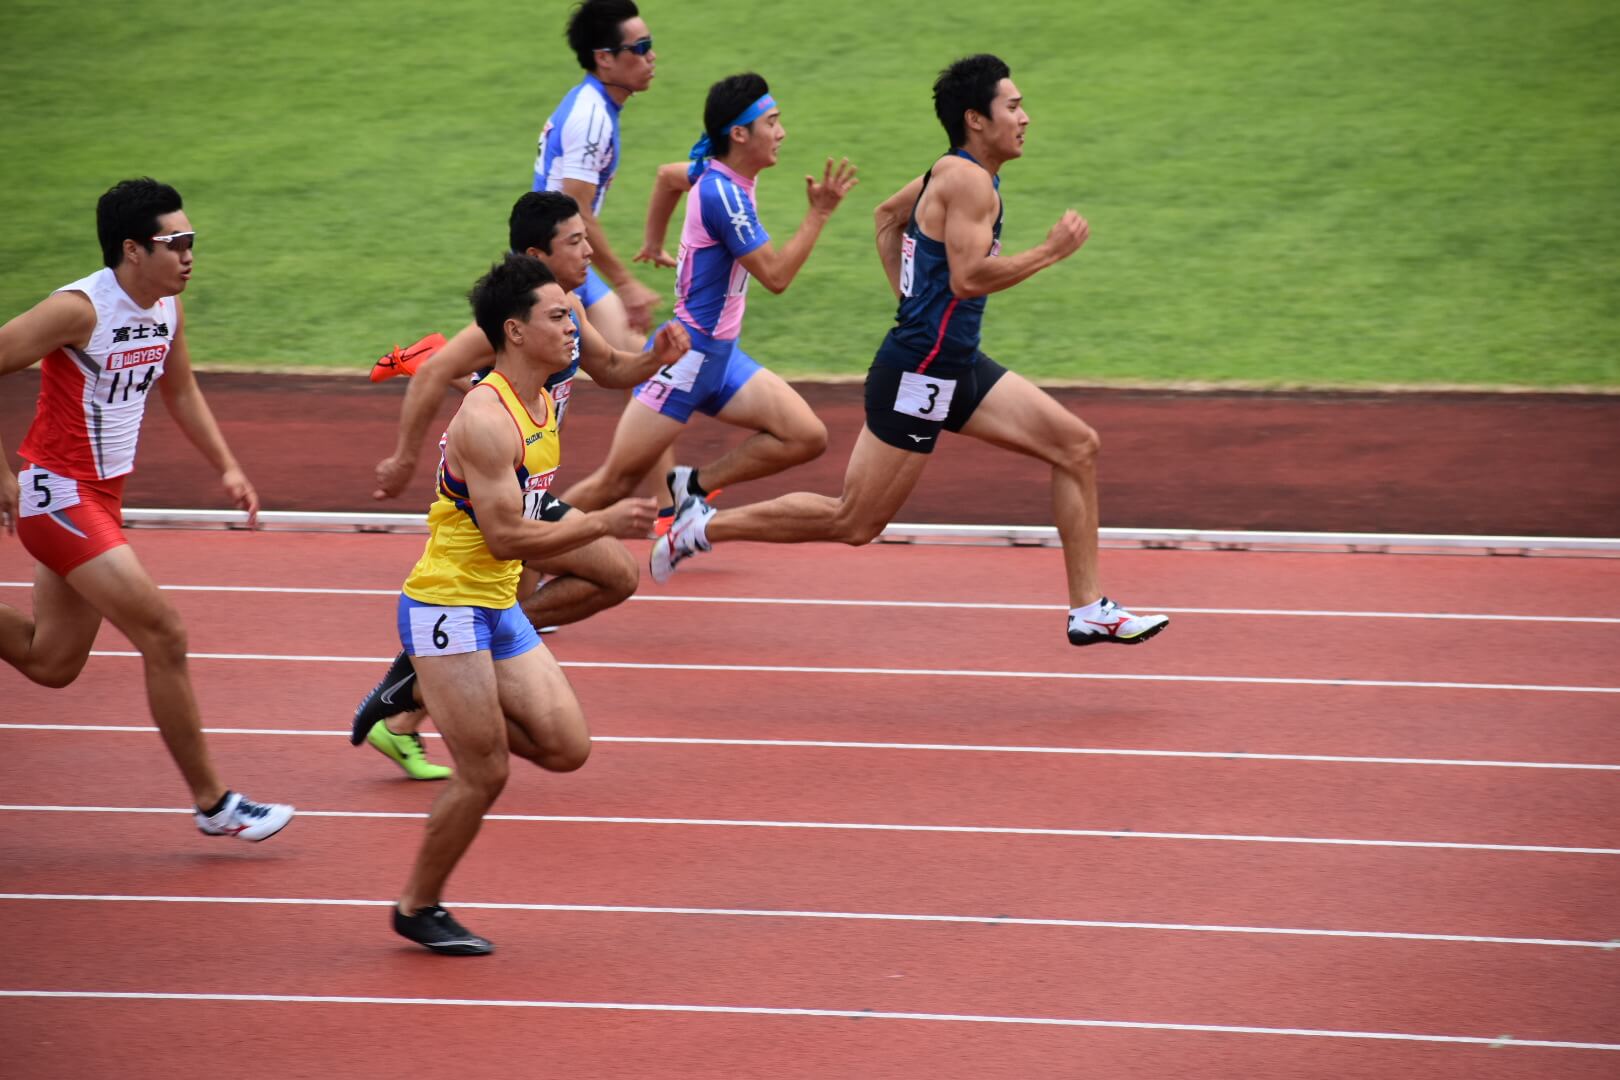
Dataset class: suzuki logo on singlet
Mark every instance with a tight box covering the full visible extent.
[107,346,166,370]
[525,432,544,446]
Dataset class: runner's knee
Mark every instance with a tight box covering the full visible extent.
[597,543,639,604]
[786,416,829,464]
[455,749,510,799]
[833,504,887,547]
[512,729,590,773]
[28,652,90,689]
[1058,420,1101,472]
[543,738,591,773]
[129,610,189,668]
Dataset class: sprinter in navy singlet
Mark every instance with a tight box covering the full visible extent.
[651,55,1172,649]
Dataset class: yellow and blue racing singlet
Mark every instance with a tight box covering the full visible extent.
[402,370,561,608]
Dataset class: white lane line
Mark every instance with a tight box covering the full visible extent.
[3,805,1615,855]
[5,580,1616,623]
[2,893,1609,950]
[77,651,1620,695]
[5,724,1617,773]
[0,990,1613,1050]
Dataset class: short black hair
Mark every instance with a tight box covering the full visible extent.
[703,72,771,161]
[509,191,581,254]
[933,54,1011,149]
[97,178,183,268]
[469,253,559,352]
[566,0,640,72]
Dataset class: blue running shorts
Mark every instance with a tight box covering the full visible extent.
[397,594,540,662]
[632,321,761,424]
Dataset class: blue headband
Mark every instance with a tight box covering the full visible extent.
[687,94,778,181]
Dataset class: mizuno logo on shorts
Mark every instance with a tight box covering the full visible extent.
[907,434,933,443]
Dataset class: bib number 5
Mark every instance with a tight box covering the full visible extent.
[17,466,81,518]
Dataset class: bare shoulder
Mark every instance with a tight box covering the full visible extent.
[933,156,998,211]
[447,383,504,437]
[39,288,99,335]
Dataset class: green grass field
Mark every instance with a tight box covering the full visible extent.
[3,0,1616,387]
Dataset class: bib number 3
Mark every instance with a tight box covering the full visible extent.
[892,371,957,420]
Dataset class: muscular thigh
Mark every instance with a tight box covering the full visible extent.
[495,645,589,764]
[413,651,507,761]
[64,544,182,642]
[713,364,819,439]
[957,369,1091,464]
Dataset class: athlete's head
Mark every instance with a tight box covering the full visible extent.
[567,0,656,92]
[509,191,591,291]
[470,253,568,364]
[689,73,781,179]
[934,54,1025,158]
[98,177,194,293]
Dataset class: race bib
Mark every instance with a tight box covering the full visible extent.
[18,466,81,518]
[408,606,478,656]
[551,378,573,425]
[893,371,957,420]
[651,348,705,393]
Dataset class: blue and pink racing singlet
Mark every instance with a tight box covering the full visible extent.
[673,160,769,342]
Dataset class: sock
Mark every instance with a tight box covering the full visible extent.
[199,791,233,818]
[687,470,709,498]
[1068,598,1108,625]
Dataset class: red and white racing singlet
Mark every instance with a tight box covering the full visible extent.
[17,267,176,480]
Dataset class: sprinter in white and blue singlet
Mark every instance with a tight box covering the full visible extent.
[651,55,1171,648]
[534,0,662,344]
[559,72,857,520]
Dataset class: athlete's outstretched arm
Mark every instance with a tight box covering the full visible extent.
[738,158,858,294]
[941,170,1088,299]
[874,175,927,299]
[373,324,495,500]
[452,394,655,561]
[157,303,259,525]
[560,178,662,335]
[573,296,689,389]
[635,162,693,269]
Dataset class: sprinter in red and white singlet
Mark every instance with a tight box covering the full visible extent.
[0,178,292,842]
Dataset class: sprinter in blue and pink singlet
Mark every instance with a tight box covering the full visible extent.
[558,72,858,522]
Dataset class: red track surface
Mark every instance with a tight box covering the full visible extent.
[3,532,1619,1078]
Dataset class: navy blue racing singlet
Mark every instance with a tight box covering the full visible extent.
[884,149,1004,366]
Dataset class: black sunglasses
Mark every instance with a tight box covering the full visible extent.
[599,36,653,56]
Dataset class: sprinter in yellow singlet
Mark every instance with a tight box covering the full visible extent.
[382,254,655,955]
